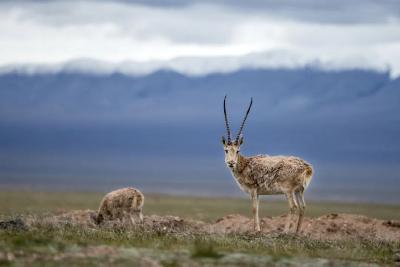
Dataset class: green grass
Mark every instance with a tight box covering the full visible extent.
[0,220,398,266]
[1,191,400,266]
[1,190,399,221]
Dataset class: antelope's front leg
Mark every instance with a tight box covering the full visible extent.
[251,190,260,232]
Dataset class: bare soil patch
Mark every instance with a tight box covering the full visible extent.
[211,213,400,241]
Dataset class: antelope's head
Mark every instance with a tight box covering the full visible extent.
[222,96,253,169]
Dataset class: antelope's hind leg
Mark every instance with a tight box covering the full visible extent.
[284,191,298,233]
[294,189,306,234]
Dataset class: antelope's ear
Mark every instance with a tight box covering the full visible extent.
[221,136,226,145]
[238,136,244,145]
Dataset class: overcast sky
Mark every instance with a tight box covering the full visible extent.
[1,0,400,76]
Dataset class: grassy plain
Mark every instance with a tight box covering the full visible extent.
[0,191,399,266]
[1,190,399,221]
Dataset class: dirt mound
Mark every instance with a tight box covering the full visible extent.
[211,213,400,241]
[209,214,284,234]
[23,210,400,242]
[34,210,99,227]
[143,215,205,233]
[26,210,204,233]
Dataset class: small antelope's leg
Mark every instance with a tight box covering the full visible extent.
[295,189,306,234]
[112,210,120,223]
[139,211,144,223]
[284,191,298,233]
[120,211,127,224]
[129,214,135,225]
[251,191,261,231]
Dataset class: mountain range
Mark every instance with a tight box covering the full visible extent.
[0,67,399,203]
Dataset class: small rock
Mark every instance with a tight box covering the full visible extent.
[383,220,400,228]
[394,251,400,262]
[0,218,28,231]
[0,251,15,262]
[327,213,339,219]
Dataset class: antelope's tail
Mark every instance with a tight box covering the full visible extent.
[303,164,313,189]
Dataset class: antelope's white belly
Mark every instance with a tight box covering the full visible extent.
[232,170,284,195]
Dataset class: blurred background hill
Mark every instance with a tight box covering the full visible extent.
[0,66,399,203]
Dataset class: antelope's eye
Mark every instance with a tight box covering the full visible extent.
[224,150,228,153]
[236,151,240,154]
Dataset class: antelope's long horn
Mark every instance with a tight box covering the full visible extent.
[223,95,232,143]
[235,97,253,143]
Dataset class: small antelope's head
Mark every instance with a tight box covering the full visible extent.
[222,96,253,170]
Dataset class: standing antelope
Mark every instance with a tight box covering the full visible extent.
[222,96,313,233]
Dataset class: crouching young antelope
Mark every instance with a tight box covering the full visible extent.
[222,96,313,233]
[95,187,144,225]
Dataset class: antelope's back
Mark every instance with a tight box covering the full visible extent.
[251,155,313,190]
[99,187,144,210]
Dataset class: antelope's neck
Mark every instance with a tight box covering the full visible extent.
[235,154,249,174]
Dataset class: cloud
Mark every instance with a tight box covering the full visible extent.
[0,1,399,76]
[27,0,399,24]
[0,51,393,78]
